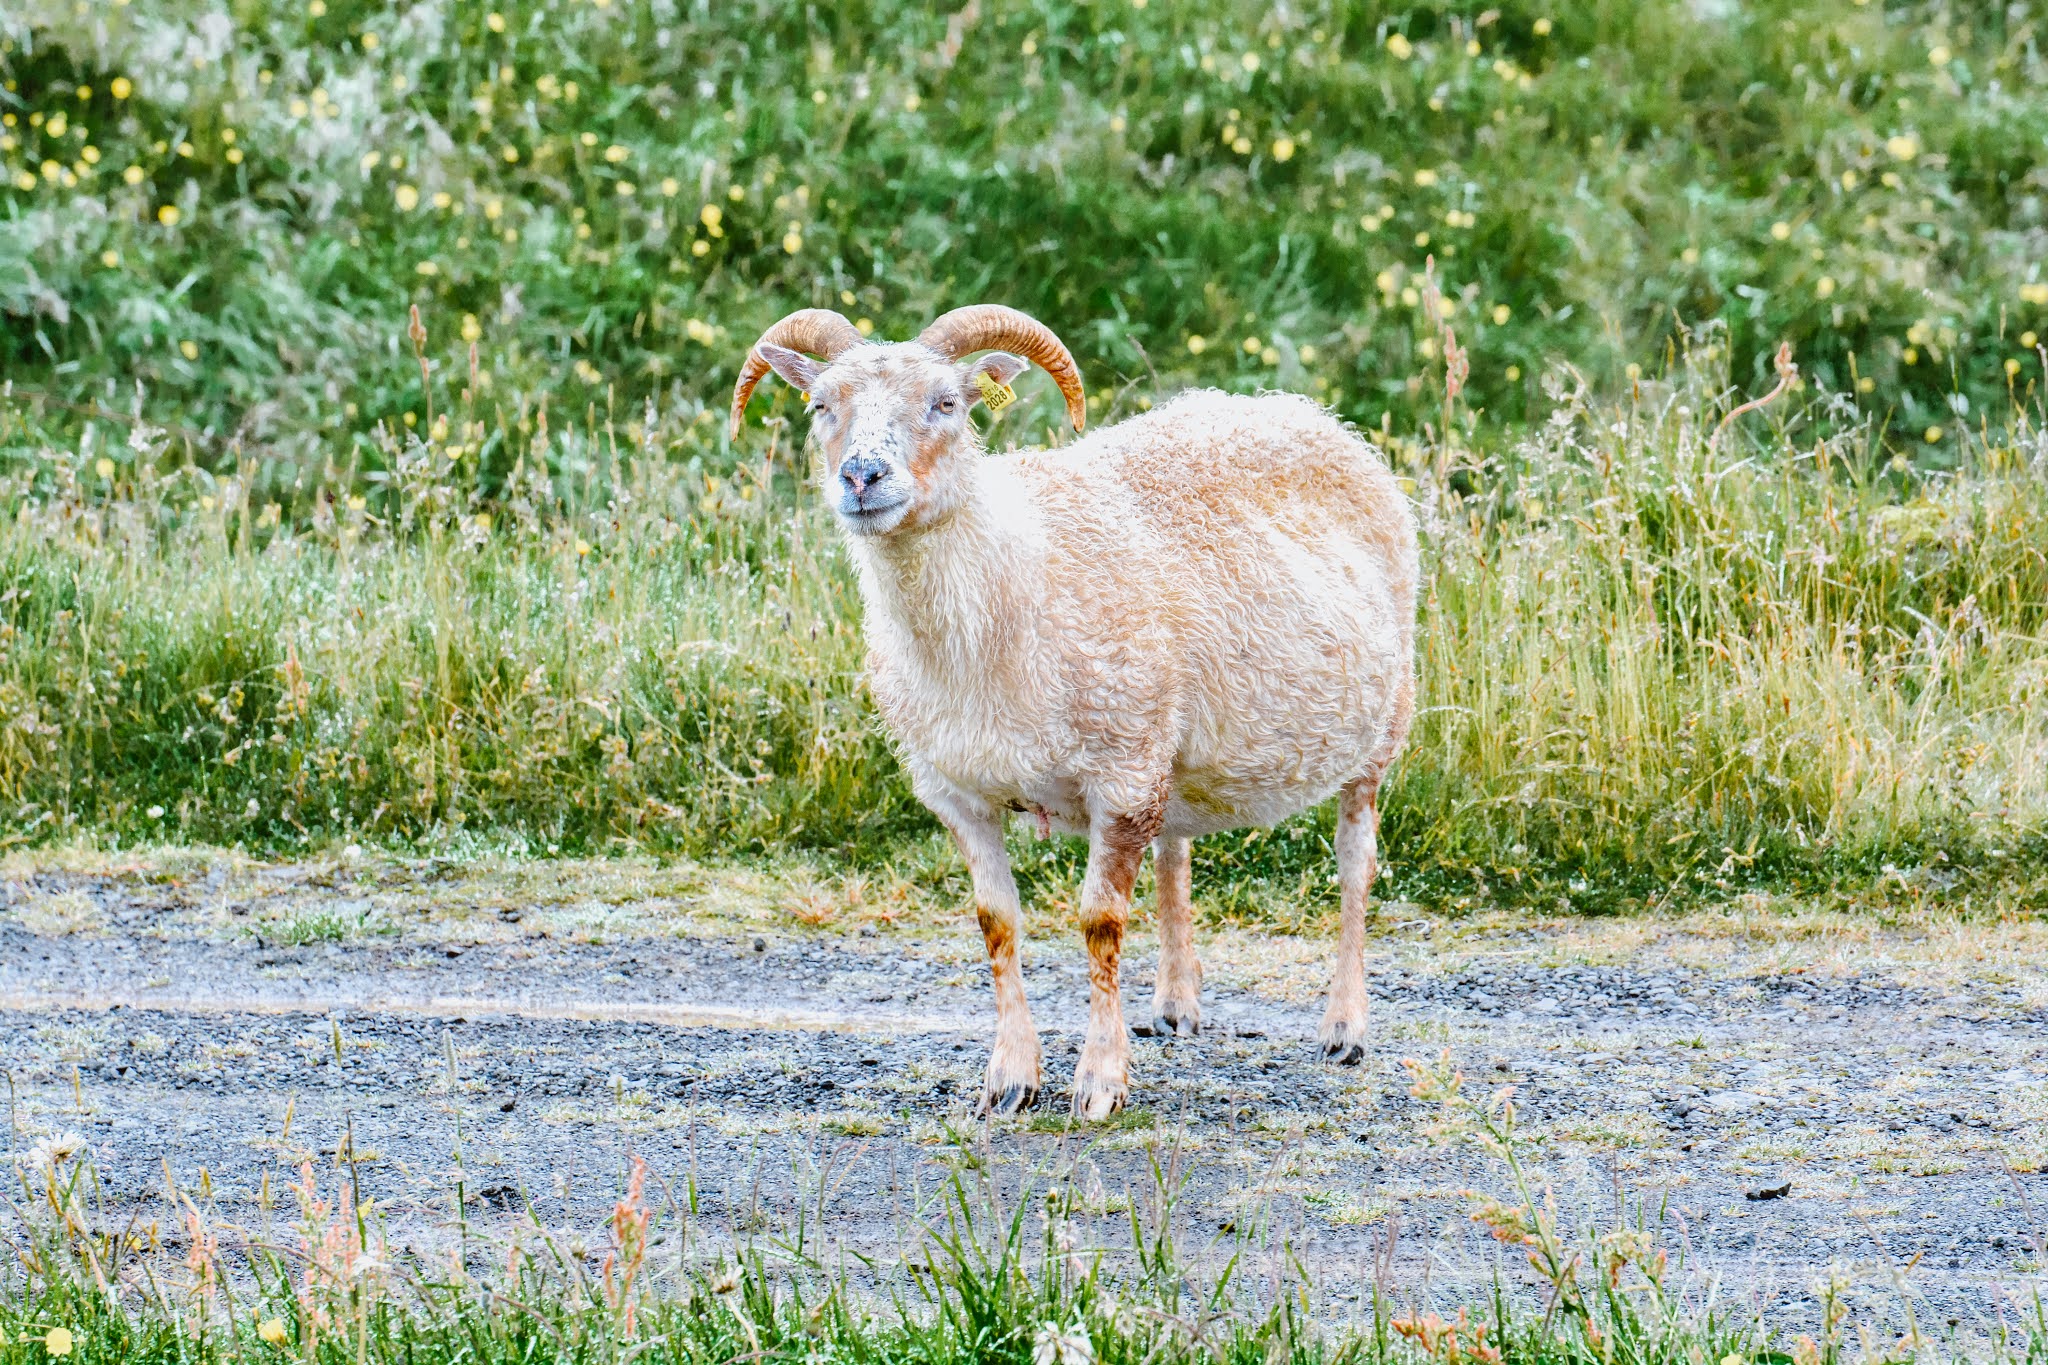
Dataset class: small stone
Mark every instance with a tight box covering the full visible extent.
[753,937,767,953]
[499,1098,516,1113]
[1744,1180,1792,1201]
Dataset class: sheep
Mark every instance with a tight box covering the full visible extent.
[730,305,1417,1119]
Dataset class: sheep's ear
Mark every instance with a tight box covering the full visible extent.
[961,352,1028,410]
[756,343,823,394]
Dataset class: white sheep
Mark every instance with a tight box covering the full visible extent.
[731,305,1417,1118]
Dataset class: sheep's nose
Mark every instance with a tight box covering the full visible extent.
[840,456,889,498]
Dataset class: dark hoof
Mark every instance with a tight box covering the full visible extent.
[980,1082,1038,1117]
[1152,1013,1200,1039]
[1321,1040,1366,1066]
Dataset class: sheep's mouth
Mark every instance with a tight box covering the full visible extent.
[836,495,910,534]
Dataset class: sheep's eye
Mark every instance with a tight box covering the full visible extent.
[932,396,956,417]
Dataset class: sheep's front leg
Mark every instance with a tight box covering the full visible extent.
[1318,777,1379,1064]
[935,801,1041,1114]
[1074,814,1149,1120]
[1149,836,1202,1037]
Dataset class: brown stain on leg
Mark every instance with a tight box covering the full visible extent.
[936,801,1041,1114]
[1150,835,1201,1036]
[1073,805,1155,1120]
[1318,775,1380,1065]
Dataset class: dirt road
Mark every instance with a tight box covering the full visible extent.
[5,855,2046,1335]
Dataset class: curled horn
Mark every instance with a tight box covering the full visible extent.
[918,305,1087,432]
[728,309,868,440]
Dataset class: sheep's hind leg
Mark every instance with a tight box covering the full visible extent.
[1074,813,1151,1120]
[935,799,1042,1114]
[1318,776,1379,1065]
[1149,835,1202,1037]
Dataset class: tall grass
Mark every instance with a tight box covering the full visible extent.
[1,330,2042,907]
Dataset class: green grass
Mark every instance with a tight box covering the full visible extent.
[2,0,2046,476]
[0,0,2045,910]
[1,339,2042,910]
[14,1061,2039,1365]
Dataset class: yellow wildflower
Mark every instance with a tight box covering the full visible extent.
[395,183,420,210]
[157,204,181,225]
[1271,136,1295,161]
[44,1328,74,1358]
[1386,33,1413,59]
[111,77,133,99]
[1186,335,1207,354]
[258,1320,289,1345]
[486,11,505,31]
[180,340,198,359]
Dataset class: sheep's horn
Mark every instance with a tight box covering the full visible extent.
[918,305,1087,432]
[729,309,868,440]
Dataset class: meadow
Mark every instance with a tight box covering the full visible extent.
[2,0,2046,910]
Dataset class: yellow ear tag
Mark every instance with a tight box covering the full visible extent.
[971,370,1017,412]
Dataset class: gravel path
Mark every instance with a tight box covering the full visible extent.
[5,857,2047,1337]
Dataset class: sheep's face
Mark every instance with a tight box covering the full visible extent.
[755,342,1027,538]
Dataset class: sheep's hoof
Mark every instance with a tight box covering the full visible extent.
[980,1080,1039,1117]
[1071,1075,1127,1122]
[1317,1016,1370,1066]
[1150,997,1201,1039]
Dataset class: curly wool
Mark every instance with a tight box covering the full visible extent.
[847,386,1419,837]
